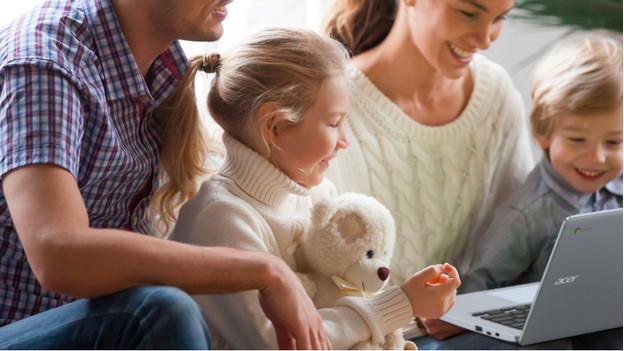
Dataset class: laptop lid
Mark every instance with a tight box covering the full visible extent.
[519,208,623,345]
[440,209,623,345]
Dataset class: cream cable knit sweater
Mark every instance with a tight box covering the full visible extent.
[171,134,413,350]
[326,55,535,285]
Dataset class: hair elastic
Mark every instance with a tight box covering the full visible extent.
[202,53,221,73]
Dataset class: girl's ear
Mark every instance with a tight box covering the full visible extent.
[257,102,279,147]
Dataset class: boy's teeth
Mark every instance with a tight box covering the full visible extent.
[449,43,472,58]
[215,6,226,11]
[578,169,603,176]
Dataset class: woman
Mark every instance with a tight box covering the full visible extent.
[324,0,535,343]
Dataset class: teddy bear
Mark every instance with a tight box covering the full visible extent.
[296,193,416,350]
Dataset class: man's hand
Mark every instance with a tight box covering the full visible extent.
[258,256,332,350]
[400,263,461,319]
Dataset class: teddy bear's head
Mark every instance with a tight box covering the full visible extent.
[301,193,396,294]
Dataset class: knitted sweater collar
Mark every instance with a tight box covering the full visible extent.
[347,54,490,143]
[219,133,310,207]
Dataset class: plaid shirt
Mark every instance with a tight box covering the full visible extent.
[0,0,188,325]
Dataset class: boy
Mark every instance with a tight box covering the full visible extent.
[463,31,622,293]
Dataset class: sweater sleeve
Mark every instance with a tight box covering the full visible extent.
[178,196,412,349]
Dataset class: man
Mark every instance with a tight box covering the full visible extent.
[0,0,330,349]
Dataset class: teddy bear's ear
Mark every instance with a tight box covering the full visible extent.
[310,197,335,229]
[334,212,365,243]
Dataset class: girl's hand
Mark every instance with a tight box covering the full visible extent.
[400,263,461,319]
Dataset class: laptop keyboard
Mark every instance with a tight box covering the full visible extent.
[471,304,531,330]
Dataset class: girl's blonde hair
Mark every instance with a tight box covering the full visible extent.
[207,27,350,154]
[150,27,349,234]
[530,30,623,140]
[208,28,348,153]
[151,56,217,236]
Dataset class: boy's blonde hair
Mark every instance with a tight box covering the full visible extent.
[151,27,349,232]
[530,30,623,141]
[208,27,350,154]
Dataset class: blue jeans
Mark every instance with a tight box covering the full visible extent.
[414,328,623,350]
[0,286,211,349]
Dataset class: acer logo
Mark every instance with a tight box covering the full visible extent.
[554,275,579,285]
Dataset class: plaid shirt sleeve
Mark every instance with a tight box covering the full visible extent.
[0,61,84,180]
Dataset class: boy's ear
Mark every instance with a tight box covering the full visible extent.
[535,134,551,150]
[535,134,552,159]
[257,102,279,145]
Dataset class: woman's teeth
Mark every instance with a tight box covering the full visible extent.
[449,43,473,58]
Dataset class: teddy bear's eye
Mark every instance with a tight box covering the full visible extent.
[366,250,374,259]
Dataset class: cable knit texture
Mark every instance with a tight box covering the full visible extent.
[171,134,414,349]
[326,55,536,285]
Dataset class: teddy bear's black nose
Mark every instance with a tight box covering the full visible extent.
[378,267,390,281]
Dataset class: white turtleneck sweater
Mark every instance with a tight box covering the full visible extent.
[171,134,413,350]
[325,55,536,285]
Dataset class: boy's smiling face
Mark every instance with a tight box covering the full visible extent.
[537,106,623,193]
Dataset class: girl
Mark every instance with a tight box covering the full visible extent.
[170,28,460,350]
[323,0,535,340]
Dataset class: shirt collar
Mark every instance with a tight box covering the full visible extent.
[219,134,310,208]
[540,158,591,211]
[86,0,188,103]
[604,175,623,196]
[540,158,623,210]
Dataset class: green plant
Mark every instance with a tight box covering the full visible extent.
[512,0,622,33]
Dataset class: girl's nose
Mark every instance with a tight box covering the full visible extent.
[337,128,350,149]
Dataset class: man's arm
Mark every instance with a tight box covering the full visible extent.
[3,163,330,349]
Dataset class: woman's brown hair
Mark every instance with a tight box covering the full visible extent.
[323,0,398,56]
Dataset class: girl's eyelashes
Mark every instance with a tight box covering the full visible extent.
[606,139,623,146]
[568,137,585,143]
[328,116,345,128]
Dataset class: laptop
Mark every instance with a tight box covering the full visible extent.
[440,208,623,346]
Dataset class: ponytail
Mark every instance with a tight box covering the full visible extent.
[323,0,398,56]
[152,55,220,236]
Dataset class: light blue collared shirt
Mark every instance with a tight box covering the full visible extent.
[462,158,622,293]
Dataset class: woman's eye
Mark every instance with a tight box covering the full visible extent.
[495,14,508,22]
[366,250,374,259]
[459,10,477,18]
